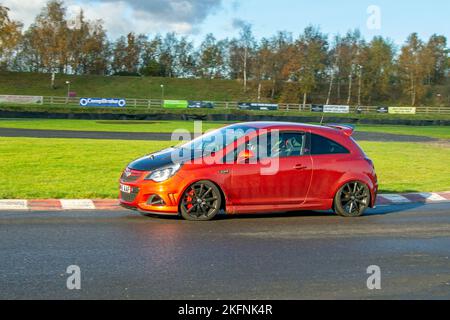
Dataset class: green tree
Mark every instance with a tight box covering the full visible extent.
[398,33,431,106]
[140,35,165,76]
[174,36,196,77]
[288,26,328,106]
[111,36,127,74]
[329,30,363,104]
[159,33,178,77]
[360,37,396,104]
[424,34,448,85]
[198,33,225,79]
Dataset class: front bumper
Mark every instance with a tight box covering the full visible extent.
[119,174,186,216]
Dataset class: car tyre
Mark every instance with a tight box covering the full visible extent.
[180,181,222,221]
[334,181,370,217]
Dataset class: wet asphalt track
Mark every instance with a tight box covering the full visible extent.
[0,127,442,143]
[1,203,450,300]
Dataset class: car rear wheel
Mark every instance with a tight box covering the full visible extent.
[180,181,222,221]
[334,181,370,217]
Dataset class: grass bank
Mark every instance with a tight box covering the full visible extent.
[0,71,256,102]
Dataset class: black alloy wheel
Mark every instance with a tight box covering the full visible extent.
[180,181,222,221]
[334,181,371,217]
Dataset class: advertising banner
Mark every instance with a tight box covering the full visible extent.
[187,101,215,109]
[323,105,350,114]
[388,107,416,115]
[80,98,126,107]
[163,100,188,109]
[0,95,43,105]
[238,103,279,111]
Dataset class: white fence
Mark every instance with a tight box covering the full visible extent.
[11,96,449,115]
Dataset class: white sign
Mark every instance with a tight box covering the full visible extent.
[323,105,350,114]
[79,98,126,107]
[389,107,417,115]
[0,95,43,105]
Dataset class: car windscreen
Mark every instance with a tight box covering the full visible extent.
[177,125,256,158]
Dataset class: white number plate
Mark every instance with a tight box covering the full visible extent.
[120,184,131,194]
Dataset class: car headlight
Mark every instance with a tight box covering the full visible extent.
[145,163,182,182]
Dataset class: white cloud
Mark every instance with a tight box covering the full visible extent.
[2,0,49,28]
[2,0,223,38]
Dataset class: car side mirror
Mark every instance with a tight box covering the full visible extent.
[237,150,256,163]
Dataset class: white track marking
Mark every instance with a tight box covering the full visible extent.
[379,194,411,204]
[418,193,447,202]
[0,200,28,210]
[60,199,95,210]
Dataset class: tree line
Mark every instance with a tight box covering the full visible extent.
[0,1,449,106]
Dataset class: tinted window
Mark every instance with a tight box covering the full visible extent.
[247,131,306,159]
[310,134,349,155]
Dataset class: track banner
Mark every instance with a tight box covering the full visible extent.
[0,95,43,105]
[388,107,417,114]
[163,100,188,109]
[80,98,126,107]
[323,105,350,114]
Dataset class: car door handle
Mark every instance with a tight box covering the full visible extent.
[294,164,308,170]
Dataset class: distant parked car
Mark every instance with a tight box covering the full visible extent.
[377,106,389,114]
[119,122,378,221]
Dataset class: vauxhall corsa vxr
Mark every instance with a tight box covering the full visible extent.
[120,122,378,221]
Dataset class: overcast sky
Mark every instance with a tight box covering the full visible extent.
[3,0,450,45]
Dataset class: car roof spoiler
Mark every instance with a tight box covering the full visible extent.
[326,124,355,137]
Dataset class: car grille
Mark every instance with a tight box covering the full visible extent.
[121,169,144,183]
[120,187,140,203]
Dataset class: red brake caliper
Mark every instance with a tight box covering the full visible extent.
[186,190,195,210]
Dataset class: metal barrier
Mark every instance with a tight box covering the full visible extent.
[38,96,450,114]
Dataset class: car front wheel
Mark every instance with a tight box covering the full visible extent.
[334,181,371,217]
[180,181,222,221]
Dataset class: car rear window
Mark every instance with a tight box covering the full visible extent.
[310,134,350,155]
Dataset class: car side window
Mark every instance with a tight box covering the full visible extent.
[247,131,306,159]
[310,134,350,155]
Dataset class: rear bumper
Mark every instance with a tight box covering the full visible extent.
[371,181,379,208]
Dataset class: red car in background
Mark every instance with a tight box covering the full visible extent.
[120,122,378,221]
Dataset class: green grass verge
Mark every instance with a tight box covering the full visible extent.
[0,119,449,139]
[357,125,450,140]
[0,137,449,199]
[362,141,450,194]
[0,138,174,199]
[0,119,230,133]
